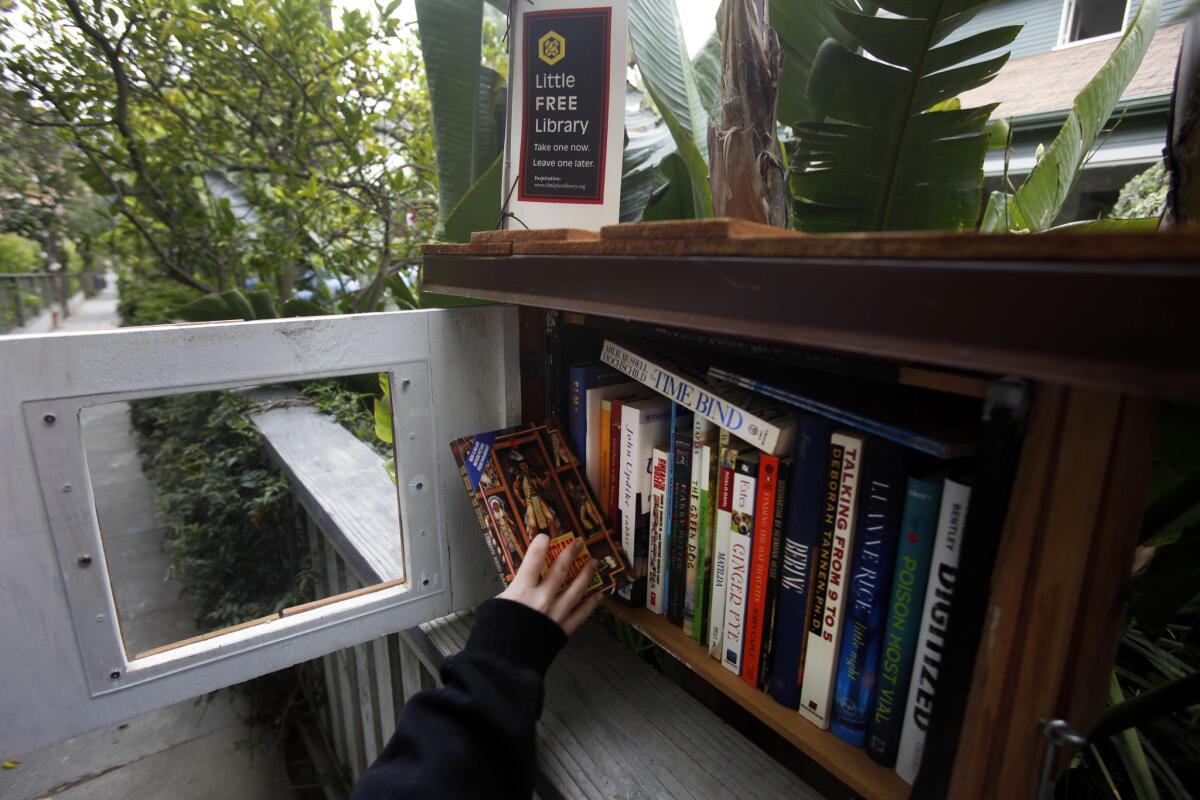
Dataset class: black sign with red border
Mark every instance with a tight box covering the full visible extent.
[518,8,611,204]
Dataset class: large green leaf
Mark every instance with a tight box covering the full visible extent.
[790,0,1019,232]
[770,0,858,128]
[692,31,722,118]
[981,0,1162,232]
[642,153,697,221]
[629,0,714,217]
[443,153,502,244]
[415,0,485,228]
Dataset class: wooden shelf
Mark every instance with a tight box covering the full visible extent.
[603,599,911,800]
[423,251,1200,398]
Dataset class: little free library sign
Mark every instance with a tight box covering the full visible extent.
[504,1,628,230]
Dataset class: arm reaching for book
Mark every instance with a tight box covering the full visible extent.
[352,534,602,800]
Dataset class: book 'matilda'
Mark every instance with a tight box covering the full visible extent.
[451,422,629,596]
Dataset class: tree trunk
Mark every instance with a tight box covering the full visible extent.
[707,0,789,227]
[1165,18,1200,227]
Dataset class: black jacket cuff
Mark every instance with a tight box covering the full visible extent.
[464,598,568,676]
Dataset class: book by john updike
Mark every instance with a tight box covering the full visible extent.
[451,422,629,596]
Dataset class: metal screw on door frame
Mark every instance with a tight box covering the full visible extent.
[43,413,56,425]
[78,555,92,567]
[1036,719,1086,800]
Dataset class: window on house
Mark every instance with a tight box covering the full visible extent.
[1060,0,1128,45]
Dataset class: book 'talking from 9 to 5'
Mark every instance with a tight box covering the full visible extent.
[450,422,630,597]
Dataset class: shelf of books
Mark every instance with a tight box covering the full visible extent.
[429,224,1178,797]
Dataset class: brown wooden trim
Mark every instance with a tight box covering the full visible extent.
[280,579,407,617]
[897,366,990,399]
[424,253,1200,397]
[948,388,1158,797]
[134,613,281,660]
[471,228,596,244]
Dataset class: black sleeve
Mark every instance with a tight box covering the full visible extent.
[351,598,567,800]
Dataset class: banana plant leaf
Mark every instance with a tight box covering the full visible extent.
[770,0,859,128]
[173,289,263,322]
[415,0,488,229]
[629,0,715,217]
[981,0,1162,232]
[622,85,676,222]
[791,0,1020,232]
[1047,217,1162,232]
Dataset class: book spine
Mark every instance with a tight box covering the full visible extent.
[758,459,791,690]
[831,442,908,747]
[617,404,640,606]
[607,398,625,524]
[598,400,612,517]
[600,339,790,454]
[667,411,694,624]
[722,455,758,674]
[707,443,738,658]
[767,417,833,707]
[895,479,971,785]
[683,416,711,633]
[693,432,720,645]
[647,448,670,614]
[798,431,865,729]
[568,365,586,458]
[866,477,943,767]
[741,454,781,686]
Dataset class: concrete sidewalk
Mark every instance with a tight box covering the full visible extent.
[1,284,295,800]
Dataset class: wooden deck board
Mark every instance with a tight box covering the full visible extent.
[412,612,823,800]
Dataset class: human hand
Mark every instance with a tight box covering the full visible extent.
[498,534,604,635]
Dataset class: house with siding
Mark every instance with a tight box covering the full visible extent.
[955,0,1186,221]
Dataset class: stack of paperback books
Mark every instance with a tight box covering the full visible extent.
[567,340,977,785]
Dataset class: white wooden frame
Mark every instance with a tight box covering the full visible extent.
[1055,0,1133,49]
[0,307,519,755]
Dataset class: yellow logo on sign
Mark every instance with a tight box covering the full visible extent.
[538,31,566,65]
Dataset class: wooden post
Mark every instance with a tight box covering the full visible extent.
[949,386,1157,797]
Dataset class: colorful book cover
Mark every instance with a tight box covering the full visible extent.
[768,415,834,708]
[798,430,866,729]
[450,422,628,597]
[647,448,670,614]
[600,340,796,456]
[757,458,792,690]
[741,453,781,686]
[831,441,909,747]
[568,363,625,461]
[722,452,760,674]
[693,428,721,645]
[866,475,944,767]
[584,380,639,494]
[667,408,694,624]
[895,478,971,785]
[617,398,671,607]
[708,440,740,659]
[606,397,628,522]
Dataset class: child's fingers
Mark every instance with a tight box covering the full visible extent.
[539,538,581,601]
[552,557,598,621]
[560,591,604,636]
[512,534,549,589]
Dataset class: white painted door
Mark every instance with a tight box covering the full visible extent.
[0,307,520,755]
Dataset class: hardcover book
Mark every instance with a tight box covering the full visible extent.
[583,379,639,494]
[683,416,715,634]
[798,430,866,729]
[667,408,695,624]
[617,398,671,607]
[647,448,670,614]
[600,340,796,456]
[598,399,613,515]
[741,453,781,687]
[722,452,760,674]
[567,362,626,464]
[895,477,972,784]
[831,441,908,747]
[866,474,944,767]
[692,422,721,644]
[450,423,628,597]
[767,416,834,708]
[708,440,740,659]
